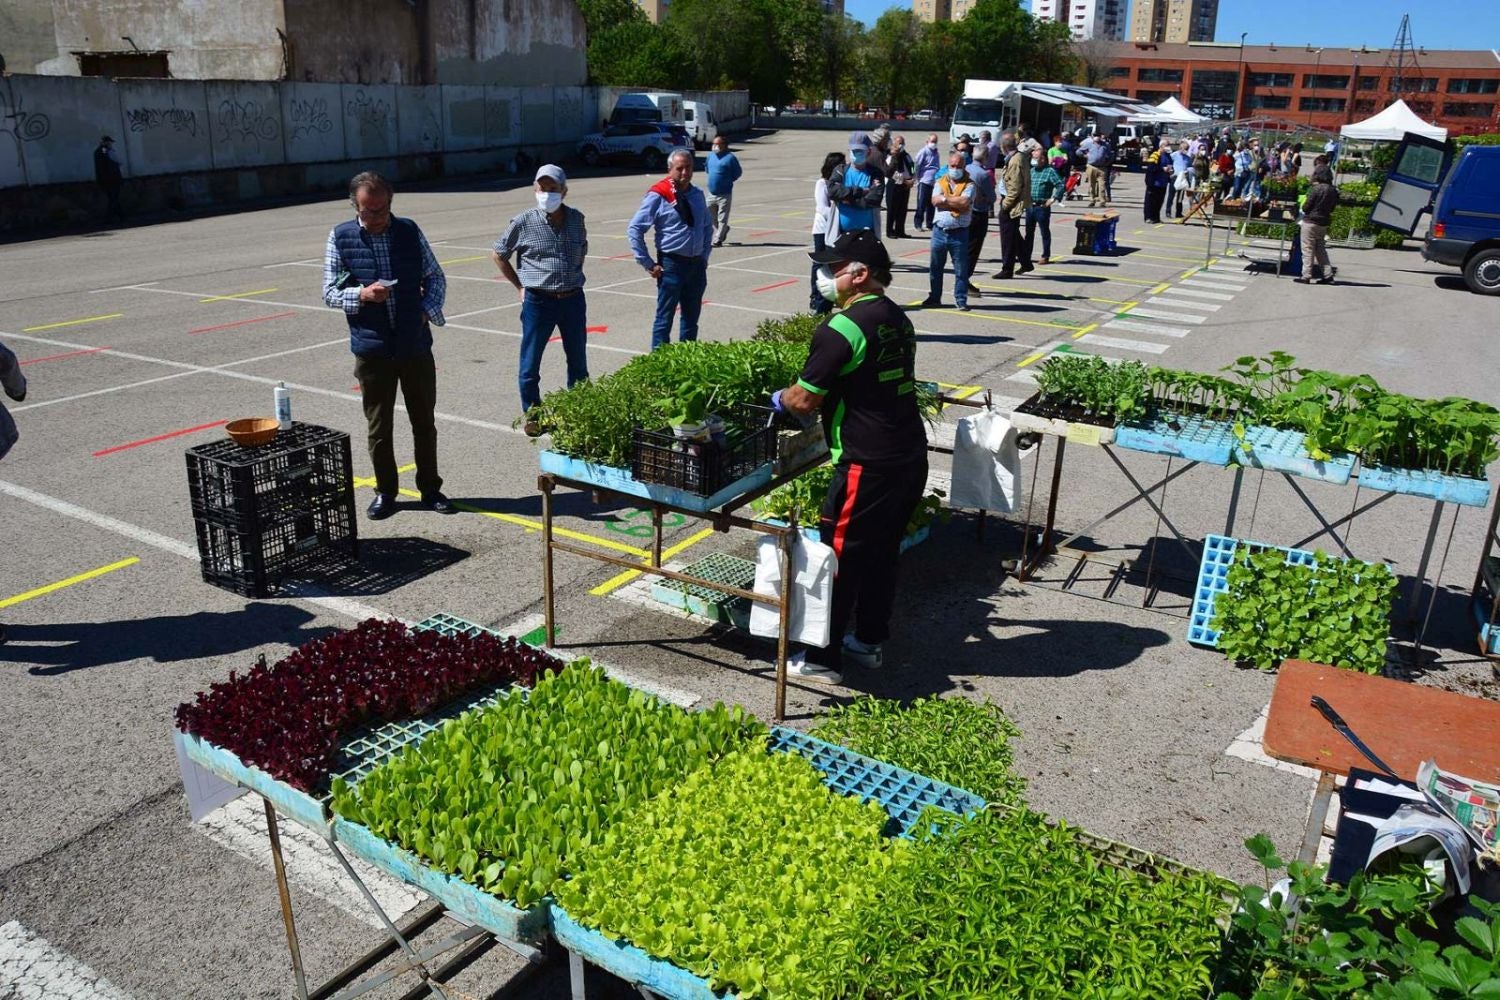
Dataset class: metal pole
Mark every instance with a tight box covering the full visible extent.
[1408,501,1445,621]
[263,797,310,1000]
[540,477,557,647]
[774,527,793,722]
[651,507,663,569]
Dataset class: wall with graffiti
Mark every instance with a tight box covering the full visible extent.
[0,74,754,191]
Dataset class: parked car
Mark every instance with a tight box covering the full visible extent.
[578,123,678,170]
[911,109,937,121]
[1374,132,1500,295]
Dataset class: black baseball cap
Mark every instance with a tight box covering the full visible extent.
[809,229,892,272]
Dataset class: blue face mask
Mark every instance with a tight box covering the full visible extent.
[948,166,965,181]
[851,150,867,166]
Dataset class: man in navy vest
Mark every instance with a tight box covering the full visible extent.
[322,171,453,519]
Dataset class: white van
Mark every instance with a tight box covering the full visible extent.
[608,92,685,129]
[683,101,717,149]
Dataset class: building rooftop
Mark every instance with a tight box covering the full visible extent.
[1101,40,1500,69]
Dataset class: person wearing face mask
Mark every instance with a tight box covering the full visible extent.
[1024,152,1065,266]
[911,133,942,232]
[884,135,915,239]
[491,164,590,435]
[993,134,1032,279]
[770,229,926,685]
[958,140,996,299]
[922,152,973,311]
[323,171,453,519]
[811,151,846,314]
[826,133,886,234]
[628,148,715,350]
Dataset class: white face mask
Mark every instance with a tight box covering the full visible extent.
[536,190,563,213]
[814,265,840,303]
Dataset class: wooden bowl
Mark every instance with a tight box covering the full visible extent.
[226,417,279,447]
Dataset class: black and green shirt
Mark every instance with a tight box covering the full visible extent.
[797,294,926,466]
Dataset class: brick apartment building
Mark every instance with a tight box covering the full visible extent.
[1097,41,1500,135]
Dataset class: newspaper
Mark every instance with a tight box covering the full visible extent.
[1417,759,1500,854]
[1368,803,1473,896]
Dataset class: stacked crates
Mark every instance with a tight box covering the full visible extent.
[186,424,358,597]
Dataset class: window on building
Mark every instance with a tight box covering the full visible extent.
[1302,74,1350,90]
[76,51,171,77]
[1405,100,1434,115]
[1135,90,1178,103]
[1357,75,1380,90]
[1191,70,1238,107]
[1248,72,1293,88]
[1138,68,1184,83]
[1443,102,1495,118]
[1109,66,1129,77]
[1248,95,1291,110]
[1394,77,1439,93]
[1353,99,1376,113]
[1298,97,1347,113]
[1447,78,1500,95]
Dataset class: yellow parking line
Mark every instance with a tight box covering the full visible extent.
[0,557,140,609]
[439,254,491,266]
[1149,283,1171,294]
[588,526,718,596]
[1016,351,1047,368]
[1071,323,1099,340]
[22,313,123,332]
[1132,252,1204,263]
[1085,295,1134,305]
[199,288,279,302]
[1180,267,1201,279]
[951,385,984,400]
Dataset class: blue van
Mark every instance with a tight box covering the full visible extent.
[1373,133,1500,295]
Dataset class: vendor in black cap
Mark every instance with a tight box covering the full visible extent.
[770,229,928,686]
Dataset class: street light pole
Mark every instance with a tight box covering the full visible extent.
[1307,46,1324,124]
[1234,32,1249,121]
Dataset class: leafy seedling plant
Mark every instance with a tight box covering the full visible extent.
[330,664,763,908]
[1214,833,1500,999]
[752,465,948,536]
[811,695,1027,806]
[1212,546,1396,674]
[557,749,905,1000]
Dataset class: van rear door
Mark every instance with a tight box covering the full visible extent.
[1370,131,1452,236]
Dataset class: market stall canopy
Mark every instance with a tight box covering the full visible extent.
[1018,83,1176,122]
[1155,97,1208,124]
[1340,99,1448,142]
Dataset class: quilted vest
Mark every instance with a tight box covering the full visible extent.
[332,217,430,359]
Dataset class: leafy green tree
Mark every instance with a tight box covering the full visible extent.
[799,12,865,113]
[586,19,690,88]
[863,9,923,112]
[574,0,646,37]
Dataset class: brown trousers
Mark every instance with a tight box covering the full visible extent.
[353,352,441,498]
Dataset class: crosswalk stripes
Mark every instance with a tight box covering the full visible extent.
[1077,333,1170,353]
[1181,278,1247,291]
[1147,297,1222,311]
[1161,286,1234,301]
[1120,306,1206,324]
[1105,319,1190,338]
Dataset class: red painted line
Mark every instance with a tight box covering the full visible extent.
[93,419,229,458]
[900,248,930,258]
[20,346,110,366]
[189,311,296,335]
[550,325,611,344]
[749,229,778,237]
[752,279,798,293]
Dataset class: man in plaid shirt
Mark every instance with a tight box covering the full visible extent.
[322,171,452,520]
[491,164,589,435]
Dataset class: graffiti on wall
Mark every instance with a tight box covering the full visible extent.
[216,99,280,147]
[0,79,52,146]
[288,98,334,141]
[345,89,390,139]
[127,107,199,137]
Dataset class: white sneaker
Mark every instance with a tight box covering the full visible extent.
[842,635,883,670]
[787,650,842,686]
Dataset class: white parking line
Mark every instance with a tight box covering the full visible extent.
[1105,319,1190,338]
[1121,306,1206,324]
[1148,297,1221,311]
[1159,286,1234,301]
[0,921,135,1000]
[1181,278,1247,292]
[1076,333,1170,354]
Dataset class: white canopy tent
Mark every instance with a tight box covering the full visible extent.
[1340,99,1447,142]
[1154,97,1208,125]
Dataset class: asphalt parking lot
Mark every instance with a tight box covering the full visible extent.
[2,127,1497,998]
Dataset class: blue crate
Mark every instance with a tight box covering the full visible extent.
[1187,534,1318,648]
[1234,425,1356,485]
[1114,413,1237,466]
[552,908,731,999]
[333,818,551,944]
[1472,595,1500,657]
[1357,464,1491,508]
[539,450,773,514]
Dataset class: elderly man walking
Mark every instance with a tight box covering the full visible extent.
[1079,131,1109,207]
[491,164,589,435]
[912,133,942,232]
[628,149,714,350]
[957,140,995,299]
[993,135,1032,279]
[323,171,453,519]
[922,151,973,311]
[705,136,742,247]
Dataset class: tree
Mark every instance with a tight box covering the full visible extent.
[574,0,646,38]
[799,12,865,113]
[662,0,820,106]
[864,9,923,112]
[908,21,965,118]
[587,19,688,88]
[1071,37,1119,89]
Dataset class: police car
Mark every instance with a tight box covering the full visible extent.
[577,123,685,170]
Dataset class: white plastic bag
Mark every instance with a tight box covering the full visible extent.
[749,532,835,648]
[949,409,1024,513]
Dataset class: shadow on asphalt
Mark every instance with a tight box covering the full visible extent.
[297,536,470,596]
[2,601,332,675]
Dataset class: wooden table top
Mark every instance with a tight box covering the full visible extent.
[1263,660,1500,783]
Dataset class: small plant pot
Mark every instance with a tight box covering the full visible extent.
[702,413,728,447]
[670,421,710,444]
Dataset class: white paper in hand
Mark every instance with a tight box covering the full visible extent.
[949,408,1025,513]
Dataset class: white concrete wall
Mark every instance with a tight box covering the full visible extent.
[1,74,751,189]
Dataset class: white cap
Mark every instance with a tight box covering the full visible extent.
[535,164,566,186]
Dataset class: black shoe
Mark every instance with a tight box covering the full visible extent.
[919,297,942,307]
[1017,264,1035,274]
[1316,276,1335,284]
[523,419,543,438]
[423,491,457,514]
[367,494,397,519]
[0,623,7,645]
[991,270,1014,279]
[1293,277,1313,284]
[966,282,982,296]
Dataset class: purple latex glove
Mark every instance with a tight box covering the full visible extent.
[770,388,787,414]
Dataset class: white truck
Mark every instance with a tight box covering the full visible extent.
[949,80,1020,146]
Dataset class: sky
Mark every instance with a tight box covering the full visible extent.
[842,0,1500,51]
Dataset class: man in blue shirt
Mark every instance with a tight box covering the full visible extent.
[957,140,995,298]
[704,136,743,247]
[911,133,942,231]
[628,149,714,350]
[826,132,885,234]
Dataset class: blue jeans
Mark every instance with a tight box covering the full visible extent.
[651,254,707,350]
[1023,205,1052,261]
[519,290,588,413]
[928,225,969,307]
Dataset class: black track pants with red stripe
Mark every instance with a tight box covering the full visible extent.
[805,458,928,668]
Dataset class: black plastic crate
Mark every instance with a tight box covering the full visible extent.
[187,424,354,534]
[631,404,777,496]
[195,497,359,598]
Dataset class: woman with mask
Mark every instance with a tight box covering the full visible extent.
[884,135,915,239]
[826,133,886,235]
[1025,152,1065,266]
[811,151,846,314]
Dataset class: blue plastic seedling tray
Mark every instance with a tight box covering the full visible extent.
[539,450,773,514]
[1234,425,1356,485]
[1472,596,1500,657]
[548,728,987,1000]
[1357,464,1491,508]
[176,613,528,832]
[1114,412,1238,466]
[1187,534,1319,648]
